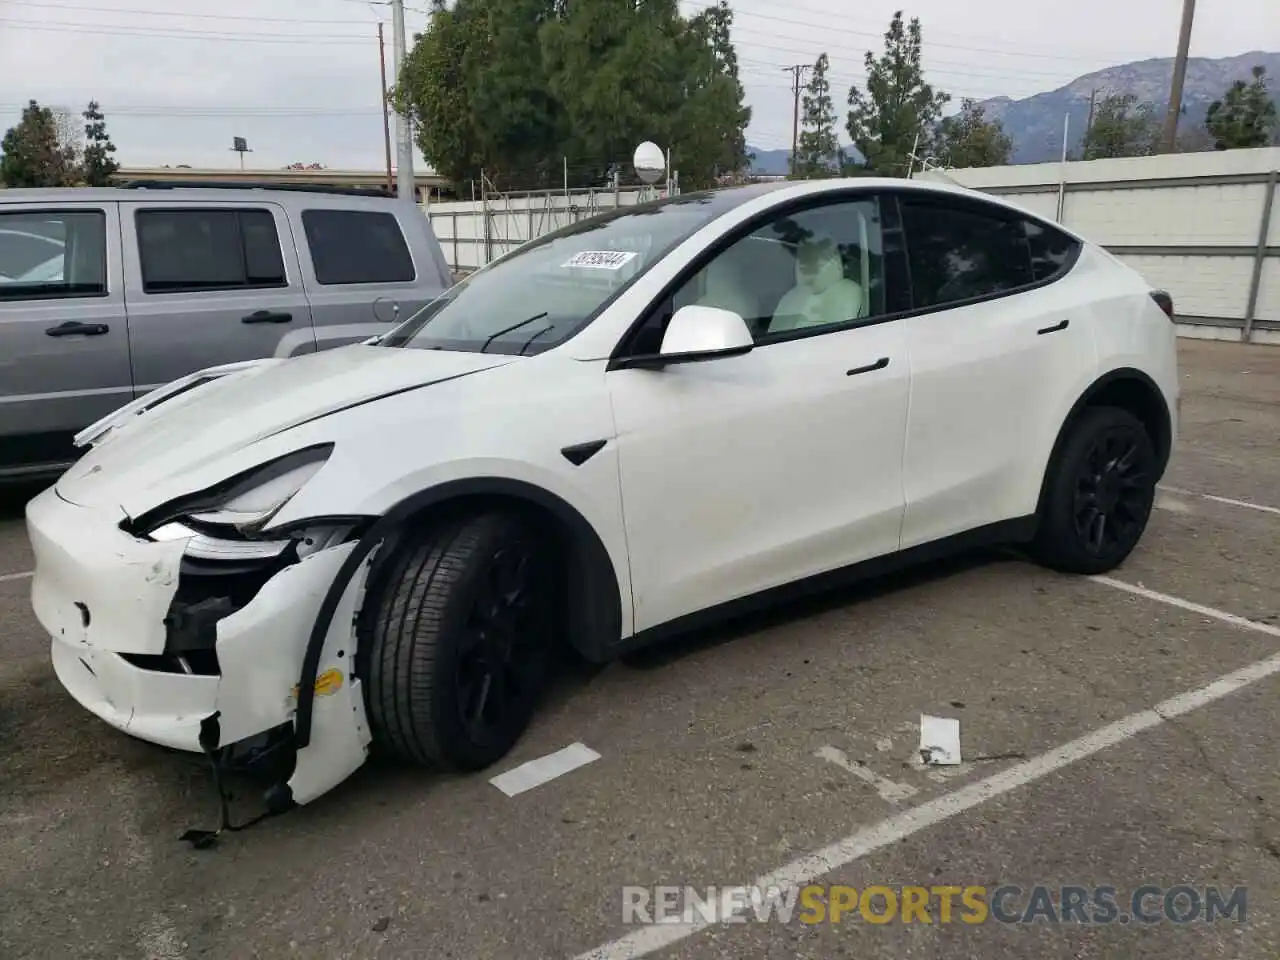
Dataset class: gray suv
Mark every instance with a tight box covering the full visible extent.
[0,182,454,482]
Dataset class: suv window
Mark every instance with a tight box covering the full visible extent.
[302,209,415,285]
[645,196,903,351]
[0,210,107,301]
[136,208,286,293]
[1025,218,1081,281]
[900,198,1034,309]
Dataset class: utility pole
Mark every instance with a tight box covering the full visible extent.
[378,23,394,195]
[1160,0,1196,153]
[1085,87,1098,136]
[784,64,811,176]
[391,0,416,201]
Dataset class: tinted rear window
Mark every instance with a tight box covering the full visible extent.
[302,209,416,285]
[136,208,286,293]
[900,198,1034,309]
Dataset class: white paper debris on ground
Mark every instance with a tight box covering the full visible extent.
[919,714,962,765]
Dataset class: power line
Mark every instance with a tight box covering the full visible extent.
[0,13,1111,97]
[2,0,378,25]
[681,0,1176,66]
[0,18,372,44]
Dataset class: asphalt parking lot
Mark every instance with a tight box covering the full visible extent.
[1,338,1278,960]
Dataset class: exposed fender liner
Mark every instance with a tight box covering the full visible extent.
[1034,366,1173,518]
[293,476,624,749]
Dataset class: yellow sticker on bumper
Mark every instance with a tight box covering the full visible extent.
[290,668,344,702]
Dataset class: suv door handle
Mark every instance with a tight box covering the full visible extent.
[847,357,890,377]
[1037,318,1069,335]
[242,310,292,324]
[46,321,109,337]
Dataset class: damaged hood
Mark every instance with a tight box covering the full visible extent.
[56,344,516,511]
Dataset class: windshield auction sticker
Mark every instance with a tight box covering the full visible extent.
[562,250,638,270]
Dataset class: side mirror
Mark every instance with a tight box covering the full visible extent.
[616,304,754,370]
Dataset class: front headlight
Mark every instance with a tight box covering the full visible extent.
[134,445,333,549]
[189,459,327,528]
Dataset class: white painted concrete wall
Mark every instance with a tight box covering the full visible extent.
[918,147,1280,344]
[419,151,1279,344]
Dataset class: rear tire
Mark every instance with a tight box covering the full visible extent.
[360,512,557,771]
[1030,406,1157,575]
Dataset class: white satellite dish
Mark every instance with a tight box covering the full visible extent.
[633,141,666,184]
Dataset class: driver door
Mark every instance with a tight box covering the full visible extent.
[606,194,913,634]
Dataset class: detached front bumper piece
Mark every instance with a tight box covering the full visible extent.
[26,486,373,808]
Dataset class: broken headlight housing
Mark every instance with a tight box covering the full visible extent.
[134,445,336,560]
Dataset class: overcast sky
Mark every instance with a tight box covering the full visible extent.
[1,0,1276,172]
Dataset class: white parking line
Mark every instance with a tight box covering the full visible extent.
[0,570,32,584]
[1091,576,1280,638]
[1158,484,1280,517]
[814,746,918,803]
[489,742,601,797]
[573,588,1280,960]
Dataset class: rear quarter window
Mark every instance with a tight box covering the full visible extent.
[1023,218,1082,282]
[302,209,416,285]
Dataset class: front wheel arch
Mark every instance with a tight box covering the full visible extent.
[293,477,624,750]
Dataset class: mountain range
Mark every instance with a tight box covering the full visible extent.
[747,50,1280,173]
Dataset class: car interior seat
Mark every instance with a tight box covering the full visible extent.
[768,237,864,334]
[691,243,760,322]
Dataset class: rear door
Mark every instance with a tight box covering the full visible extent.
[0,202,132,476]
[895,191,1092,548]
[295,205,444,349]
[119,201,317,396]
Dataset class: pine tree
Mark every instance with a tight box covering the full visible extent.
[0,100,79,187]
[81,101,120,187]
[794,53,842,178]
[934,99,1013,169]
[1205,66,1278,150]
[845,11,950,176]
[1078,93,1157,160]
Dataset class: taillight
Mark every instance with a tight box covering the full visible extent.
[1150,290,1174,320]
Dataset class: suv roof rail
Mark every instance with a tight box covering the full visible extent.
[117,179,397,198]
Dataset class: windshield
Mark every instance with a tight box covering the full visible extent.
[379,192,727,355]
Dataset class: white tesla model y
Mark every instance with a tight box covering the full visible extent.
[25,177,1179,825]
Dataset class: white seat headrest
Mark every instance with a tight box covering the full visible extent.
[794,237,846,294]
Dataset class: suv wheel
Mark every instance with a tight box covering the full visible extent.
[1031,406,1158,575]
[360,512,557,771]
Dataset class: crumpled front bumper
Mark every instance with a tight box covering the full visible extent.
[26,485,372,805]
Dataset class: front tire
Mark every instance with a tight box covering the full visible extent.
[1031,406,1158,575]
[360,512,557,771]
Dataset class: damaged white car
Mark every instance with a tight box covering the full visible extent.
[26,178,1178,836]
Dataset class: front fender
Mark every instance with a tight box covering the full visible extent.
[287,465,632,752]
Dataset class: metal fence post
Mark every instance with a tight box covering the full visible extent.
[480,169,491,266]
[1242,168,1277,344]
[451,210,458,273]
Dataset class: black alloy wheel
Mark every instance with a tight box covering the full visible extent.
[1030,405,1158,575]
[361,512,558,771]
[1071,424,1154,558]
[456,538,554,746]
